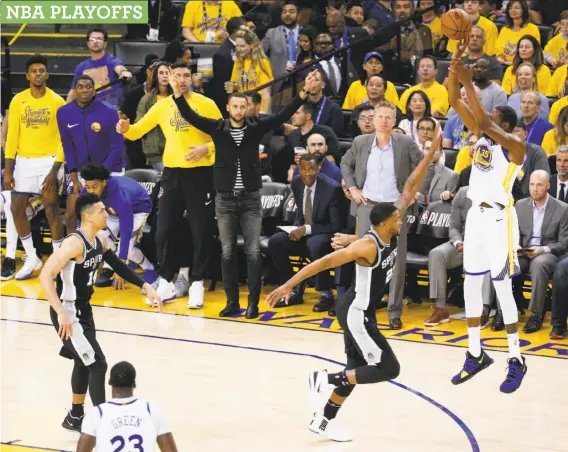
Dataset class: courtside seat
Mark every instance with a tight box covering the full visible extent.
[538,25,553,49]
[443,148,459,170]
[124,169,162,233]
[406,251,429,268]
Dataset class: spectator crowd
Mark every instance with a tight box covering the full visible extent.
[1,0,567,340]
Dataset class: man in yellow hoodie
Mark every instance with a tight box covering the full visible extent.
[117,62,222,309]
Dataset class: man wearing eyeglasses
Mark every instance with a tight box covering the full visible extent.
[67,28,133,109]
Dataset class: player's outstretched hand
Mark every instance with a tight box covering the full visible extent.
[116,118,130,134]
[266,284,292,307]
[57,311,73,340]
[144,283,163,311]
[167,67,183,98]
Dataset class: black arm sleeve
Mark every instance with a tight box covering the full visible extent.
[103,250,145,288]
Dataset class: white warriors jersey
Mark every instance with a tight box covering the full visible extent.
[467,136,524,206]
[81,397,170,451]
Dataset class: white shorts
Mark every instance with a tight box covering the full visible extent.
[463,204,520,280]
[13,155,63,195]
[101,212,148,258]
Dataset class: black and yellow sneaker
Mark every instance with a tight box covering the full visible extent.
[0,257,16,280]
[451,349,494,385]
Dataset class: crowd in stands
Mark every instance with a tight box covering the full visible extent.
[1,0,568,339]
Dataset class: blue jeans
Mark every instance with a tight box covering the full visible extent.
[216,191,263,306]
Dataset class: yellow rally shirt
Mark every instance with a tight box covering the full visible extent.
[453,146,473,175]
[399,82,449,116]
[124,93,222,168]
[182,1,242,44]
[543,34,568,65]
[541,129,567,156]
[342,80,399,110]
[424,16,444,51]
[5,88,65,162]
[447,16,498,56]
[501,64,551,95]
[231,58,274,111]
[546,64,568,98]
[496,23,541,65]
[549,96,568,125]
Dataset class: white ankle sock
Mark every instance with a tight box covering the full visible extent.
[20,234,36,258]
[179,267,189,280]
[468,326,481,357]
[191,279,203,287]
[507,333,522,360]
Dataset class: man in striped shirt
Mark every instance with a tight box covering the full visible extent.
[171,69,318,318]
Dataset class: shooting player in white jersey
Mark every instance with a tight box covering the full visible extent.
[77,361,178,452]
[449,40,527,393]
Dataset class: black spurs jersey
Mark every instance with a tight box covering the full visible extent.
[56,229,104,302]
[352,231,398,312]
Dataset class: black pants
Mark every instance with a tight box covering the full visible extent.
[268,231,334,291]
[551,255,568,328]
[156,166,215,282]
[216,191,263,307]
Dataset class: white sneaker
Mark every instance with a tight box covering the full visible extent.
[309,415,352,442]
[15,254,42,280]
[309,370,331,414]
[141,279,159,296]
[187,281,204,309]
[146,279,176,307]
[174,273,190,298]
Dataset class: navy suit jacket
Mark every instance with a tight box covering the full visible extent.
[291,173,345,235]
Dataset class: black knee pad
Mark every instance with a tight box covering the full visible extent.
[333,384,356,398]
[377,353,400,380]
[89,357,108,374]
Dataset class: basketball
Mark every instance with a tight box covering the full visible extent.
[441,9,472,41]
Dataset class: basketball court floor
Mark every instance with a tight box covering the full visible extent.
[1,275,567,452]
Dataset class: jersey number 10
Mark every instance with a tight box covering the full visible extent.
[111,434,144,452]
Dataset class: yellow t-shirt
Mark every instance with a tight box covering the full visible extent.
[231,57,274,111]
[453,146,473,174]
[546,64,568,98]
[447,16,498,56]
[541,129,567,156]
[424,17,444,50]
[399,82,449,116]
[501,64,551,95]
[5,88,65,162]
[342,80,399,109]
[495,23,541,64]
[181,1,242,44]
[124,93,222,168]
[543,34,568,64]
[549,96,568,125]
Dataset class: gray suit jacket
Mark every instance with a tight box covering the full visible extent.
[340,133,423,214]
[515,195,568,256]
[261,25,300,92]
[426,165,458,201]
[449,186,472,244]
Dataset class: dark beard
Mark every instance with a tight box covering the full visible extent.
[315,51,334,61]
[283,22,296,29]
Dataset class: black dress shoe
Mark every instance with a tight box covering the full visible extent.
[389,318,403,330]
[523,314,543,333]
[219,301,240,317]
[550,326,566,339]
[245,304,259,319]
[328,303,337,317]
[313,293,335,312]
[491,311,505,331]
[274,295,304,308]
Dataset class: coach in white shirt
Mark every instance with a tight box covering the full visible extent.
[341,101,423,329]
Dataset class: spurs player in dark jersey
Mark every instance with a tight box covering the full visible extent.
[39,193,162,433]
[267,129,440,442]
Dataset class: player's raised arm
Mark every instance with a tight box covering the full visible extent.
[394,125,441,214]
[39,235,84,340]
[266,238,377,306]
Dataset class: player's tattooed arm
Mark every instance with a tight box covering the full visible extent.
[394,124,440,214]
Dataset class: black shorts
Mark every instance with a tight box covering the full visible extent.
[336,288,393,364]
[50,299,105,365]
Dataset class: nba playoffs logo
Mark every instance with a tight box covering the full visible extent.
[474,143,493,172]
